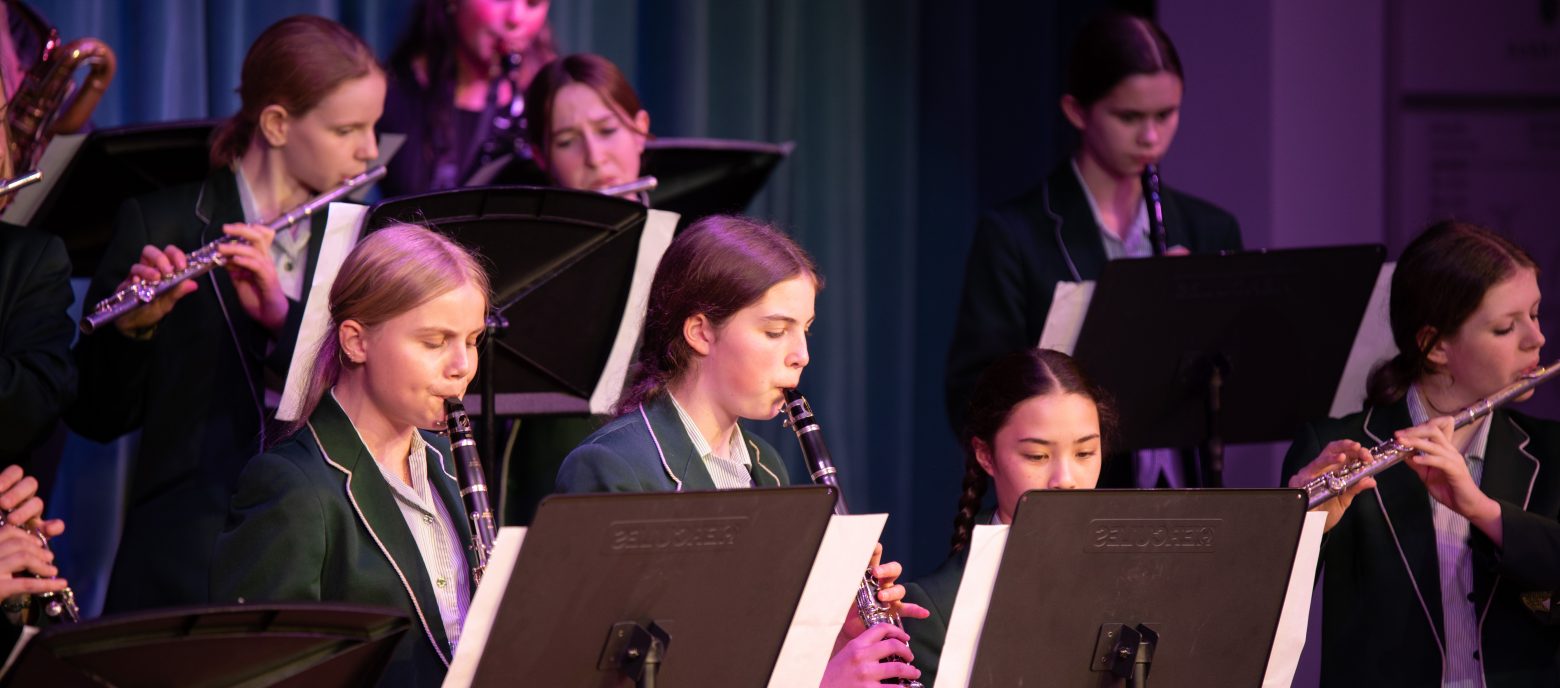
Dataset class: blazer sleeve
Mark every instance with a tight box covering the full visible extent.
[210,452,328,603]
[945,211,1031,434]
[902,580,948,685]
[0,231,76,458]
[555,442,652,494]
[1484,502,1560,589]
[66,198,160,441]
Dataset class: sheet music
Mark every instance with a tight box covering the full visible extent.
[588,208,678,414]
[1037,281,1094,354]
[0,132,85,225]
[768,513,888,688]
[1329,263,1398,418]
[1261,511,1327,687]
[0,624,38,679]
[444,526,527,688]
[933,524,1010,688]
[276,202,370,421]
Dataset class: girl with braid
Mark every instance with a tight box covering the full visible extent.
[902,348,1113,685]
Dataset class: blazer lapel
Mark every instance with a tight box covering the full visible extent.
[424,431,480,575]
[311,396,455,664]
[1044,164,1109,281]
[1159,184,1195,252]
[1364,402,1447,653]
[1473,413,1539,629]
[642,396,718,491]
[746,433,786,487]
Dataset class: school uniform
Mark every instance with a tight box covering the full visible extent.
[1281,397,1560,687]
[68,167,325,611]
[211,393,474,687]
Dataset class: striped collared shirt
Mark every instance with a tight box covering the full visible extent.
[1407,385,1491,687]
[232,162,309,301]
[666,391,755,489]
[373,431,472,651]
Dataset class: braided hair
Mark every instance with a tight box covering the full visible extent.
[950,349,1115,554]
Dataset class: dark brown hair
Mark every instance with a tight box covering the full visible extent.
[389,0,557,174]
[210,15,381,168]
[522,53,648,162]
[1365,220,1538,406]
[950,348,1115,555]
[1065,11,1184,107]
[616,215,819,413]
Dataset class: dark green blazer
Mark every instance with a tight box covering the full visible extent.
[211,394,476,688]
[68,168,327,612]
[902,543,973,687]
[555,394,790,493]
[1281,400,1560,687]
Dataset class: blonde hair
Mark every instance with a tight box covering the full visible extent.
[281,223,490,440]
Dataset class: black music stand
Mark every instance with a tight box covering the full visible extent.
[488,137,793,224]
[961,489,1307,688]
[456,487,840,687]
[0,603,409,687]
[11,119,217,276]
[365,187,661,471]
[1070,245,1385,486]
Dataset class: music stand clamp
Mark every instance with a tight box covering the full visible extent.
[598,620,672,688]
[1094,623,1159,687]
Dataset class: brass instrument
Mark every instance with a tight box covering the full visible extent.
[1304,359,1560,508]
[444,398,497,586]
[80,166,388,333]
[782,388,923,688]
[5,23,116,183]
[0,512,78,625]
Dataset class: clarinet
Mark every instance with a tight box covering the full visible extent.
[0,512,77,625]
[782,389,923,688]
[80,165,387,334]
[445,398,497,586]
[1141,163,1167,256]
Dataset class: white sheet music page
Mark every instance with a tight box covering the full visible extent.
[276,202,368,421]
[0,132,85,225]
[1261,510,1326,687]
[934,523,1010,688]
[444,526,528,688]
[589,208,678,414]
[1037,281,1095,354]
[768,513,887,688]
[1330,263,1398,417]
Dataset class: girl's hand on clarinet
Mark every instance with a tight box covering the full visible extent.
[821,622,921,688]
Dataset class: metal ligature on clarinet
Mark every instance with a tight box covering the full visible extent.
[1141,163,1167,256]
[782,388,924,688]
[1303,359,1560,508]
[80,165,388,334]
[445,398,497,586]
[0,512,78,625]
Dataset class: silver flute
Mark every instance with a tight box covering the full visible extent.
[596,175,657,197]
[80,165,387,334]
[0,169,42,197]
[782,389,923,688]
[1304,359,1560,508]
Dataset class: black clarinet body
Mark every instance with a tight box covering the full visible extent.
[782,389,923,688]
[444,398,497,585]
[1141,163,1167,256]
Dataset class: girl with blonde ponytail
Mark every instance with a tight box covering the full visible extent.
[214,224,490,687]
